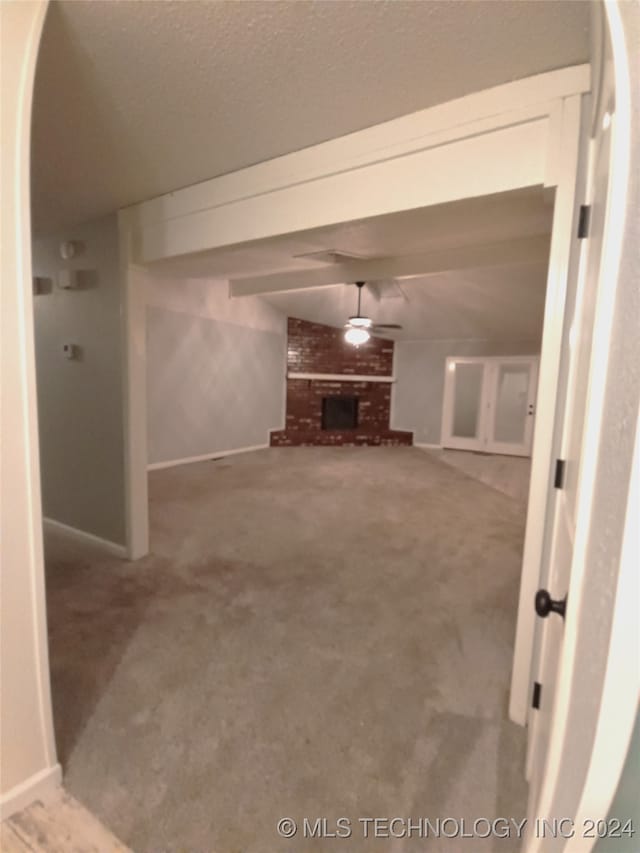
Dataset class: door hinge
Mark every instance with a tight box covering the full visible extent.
[577,204,591,239]
[554,458,566,489]
[532,681,542,710]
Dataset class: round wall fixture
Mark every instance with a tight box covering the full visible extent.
[59,241,77,260]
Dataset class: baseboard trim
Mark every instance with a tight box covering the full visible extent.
[0,763,62,821]
[148,443,269,471]
[43,518,127,559]
[414,442,443,450]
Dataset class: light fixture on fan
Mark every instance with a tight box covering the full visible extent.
[343,281,402,346]
[345,326,370,345]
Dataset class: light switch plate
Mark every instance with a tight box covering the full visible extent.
[57,269,77,289]
[62,343,79,360]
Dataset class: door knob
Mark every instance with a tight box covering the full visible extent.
[535,589,567,620]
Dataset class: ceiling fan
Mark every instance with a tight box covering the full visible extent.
[344,281,403,345]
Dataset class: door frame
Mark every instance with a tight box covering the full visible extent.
[441,355,539,456]
[8,0,635,830]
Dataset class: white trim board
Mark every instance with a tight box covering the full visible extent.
[287,372,395,383]
[147,443,269,471]
[0,764,62,822]
[42,518,127,559]
[414,443,443,450]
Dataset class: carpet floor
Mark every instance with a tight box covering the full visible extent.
[45,447,528,852]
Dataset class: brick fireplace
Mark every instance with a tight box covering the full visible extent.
[270,317,413,447]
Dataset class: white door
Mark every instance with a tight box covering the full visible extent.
[485,359,539,457]
[523,28,615,844]
[442,356,538,456]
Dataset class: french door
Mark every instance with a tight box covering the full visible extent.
[441,356,539,457]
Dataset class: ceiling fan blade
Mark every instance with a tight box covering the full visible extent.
[371,323,403,330]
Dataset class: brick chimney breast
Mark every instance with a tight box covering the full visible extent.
[271,317,412,447]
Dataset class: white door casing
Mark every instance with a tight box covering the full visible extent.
[525,13,612,813]
[509,92,584,729]
[524,112,610,789]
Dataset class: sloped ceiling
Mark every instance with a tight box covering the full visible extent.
[32,0,590,234]
[261,265,549,344]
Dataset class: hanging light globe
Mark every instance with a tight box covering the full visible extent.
[344,326,370,346]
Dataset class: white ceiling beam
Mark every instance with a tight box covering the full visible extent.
[229,235,551,297]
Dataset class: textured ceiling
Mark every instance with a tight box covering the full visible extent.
[32,0,589,234]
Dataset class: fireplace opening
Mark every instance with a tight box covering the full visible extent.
[322,396,358,430]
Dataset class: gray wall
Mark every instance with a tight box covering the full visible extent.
[391,339,540,444]
[146,279,286,465]
[32,214,126,545]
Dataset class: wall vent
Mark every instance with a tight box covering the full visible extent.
[293,249,369,265]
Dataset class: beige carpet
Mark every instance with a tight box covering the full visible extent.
[424,448,532,505]
[45,447,528,852]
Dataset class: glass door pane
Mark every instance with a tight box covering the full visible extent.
[493,364,531,443]
[486,360,538,456]
[452,362,484,439]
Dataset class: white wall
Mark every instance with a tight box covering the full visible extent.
[1,0,60,819]
[32,214,126,546]
[391,338,540,444]
[146,278,286,465]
